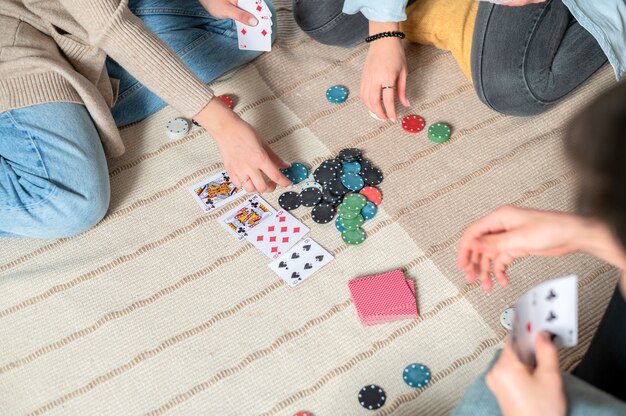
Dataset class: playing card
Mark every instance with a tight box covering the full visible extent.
[246,209,309,259]
[236,0,273,52]
[268,237,333,287]
[512,275,578,367]
[348,270,417,321]
[187,171,245,213]
[362,280,418,325]
[219,195,275,241]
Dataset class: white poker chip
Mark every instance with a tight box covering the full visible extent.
[165,117,190,141]
[300,181,323,192]
[500,307,515,330]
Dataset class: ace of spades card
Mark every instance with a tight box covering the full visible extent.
[268,237,333,287]
[187,171,245,213]
[246,209,310,259]
[219,195,275,241]
[512,275,578,367]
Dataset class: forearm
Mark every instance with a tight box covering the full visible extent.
[571,216,626,270]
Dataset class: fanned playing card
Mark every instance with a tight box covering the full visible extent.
[246,209,309,259]
[188,171,245,213]
[219,194,275,241]
[236,0,273,51]
[268,237,333,287]
[512,275,578,367]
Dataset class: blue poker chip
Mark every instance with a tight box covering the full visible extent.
[280,162,309,184]
[335,215,345,232]
[403,363,431,388]
[361,201,377,220]
[326,85,349,104]
[340,172,365,192]
[342,161,361,174]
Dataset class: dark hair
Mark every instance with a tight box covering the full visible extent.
[565,81,626,248]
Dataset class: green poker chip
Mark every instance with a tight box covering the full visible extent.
[337,203,359,219]
[343,193,367,211]
[339,214,364,231]
[427,123,451,143]
[342,228,366,245]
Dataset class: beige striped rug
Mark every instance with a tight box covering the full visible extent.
[0,2,620,415]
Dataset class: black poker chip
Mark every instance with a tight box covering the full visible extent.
[338,148,362,163]
[321,188,342,207]
[361,166,384,186]
[359,158,374,170]
[192,119,200,127]
[299,187,323,207]
[313,163,338,184]
[324,158,343,172]
[311,202,335,224]
[278,191,301,211]
[358,385,386,410]
[326,177,349,196]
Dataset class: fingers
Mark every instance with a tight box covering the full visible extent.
[535,331,561,374]
[368,83,387,121]
[493,252,513,288]
[226,3,259,26]
[264,144,291,170]
[382,88,397,122]
[397,67,410,107]
[263,163,292,189]
[248,170,270,194]
[479,254,493,292]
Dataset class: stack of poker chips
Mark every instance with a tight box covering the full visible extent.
[277,148,384,246]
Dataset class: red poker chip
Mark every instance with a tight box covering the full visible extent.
[359,186,382,205]
[217,94,234,109]
[293,412,314,416]
[402,115,425,134]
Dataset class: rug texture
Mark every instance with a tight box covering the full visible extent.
[0,2,620,415]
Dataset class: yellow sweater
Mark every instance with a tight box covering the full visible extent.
[400,0,478,80]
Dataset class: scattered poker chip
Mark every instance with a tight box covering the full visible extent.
[403,363,431,388]
[165,117,190,140]
[313,163,338,184]
[500,307,515,330]
[321,188,342,207]
[326,85,349,104]
[293,413,313,416]
[326,177,349,196]
[281,163,309,184]
[278,191,301,211]
[301,181,323,192]
[428,122,451,143]
[361,202,377,220]
[358,384,386,410]
[342,228,366,245]
[340,172,365,192]
[402,115,426,134]
[343,193,367,211]
[311,203,335,224]
[337,203,359,219]
[360,166,384,186]
[339,214,364,231]
[217,94,234,109]
[335,216,345,232]
[299,187,323,207]
[359,186,383,206]
[342,161,361,174]
[338,148,362,163]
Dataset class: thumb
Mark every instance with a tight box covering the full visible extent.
[535,331,561,375]
[226,4,258,26]
[478,228,529,255]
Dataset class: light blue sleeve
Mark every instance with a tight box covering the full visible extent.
[342,0,409,22]
[562,0,626,80]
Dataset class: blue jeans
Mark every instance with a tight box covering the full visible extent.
[0,0,275,238]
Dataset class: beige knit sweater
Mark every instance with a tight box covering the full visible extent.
[0,0,216,157]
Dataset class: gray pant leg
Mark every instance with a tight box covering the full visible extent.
[292,0,368,47]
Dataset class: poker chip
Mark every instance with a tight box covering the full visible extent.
[428,122,451,143]
[281,163,309,184]
[403,363,431,388]
[359,186,383,206]
[313,163,338,184]
[358,384,386,410]
[321,188,342,207]
[402,115,426,134]
[335,216,345,232]
[500,307,515,330]
[342,161,361,174]
[339,214,364,231]
[337,203,359,219]
[217,94,234,109]
[326,85,349,104]
[278,191,301,211]
[311,203,335,224]
[326,177,349,196]
[293,413,313,416]
[342,228,366,245]
[359,158,374,170]
[342,193,367,211]
[360,166,384,186]
[299,187,323,207]
[361,202,377,220]
[338,148,362,163]
[192,119,200,127]
[323,158,343,172]
[301,181,323,192]
[165,117,190,140]
[340,172,365,192]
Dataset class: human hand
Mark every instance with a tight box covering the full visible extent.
[360,22,410,122]
[500,0,547,6]
[194,98,291,193]
[486,332,566,416]
[198,0,259,26]
[457,206,583,292]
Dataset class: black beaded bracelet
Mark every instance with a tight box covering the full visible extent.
[365,31,406,43]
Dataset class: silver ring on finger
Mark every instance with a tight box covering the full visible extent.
[381,85,396,90]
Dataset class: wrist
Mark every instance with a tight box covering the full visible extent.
[194,97,239,140]
[573,217,626,268]
[368,21,400,35]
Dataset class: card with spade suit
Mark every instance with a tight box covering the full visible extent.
[246,209,309,259]
[268,237,333,287]
[219,195,275,241]
[236,0,273,52]
[512,275,578,367]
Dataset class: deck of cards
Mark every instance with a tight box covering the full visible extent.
[512,275,579,367]
[348,269,419,326]
[236,0,273,52]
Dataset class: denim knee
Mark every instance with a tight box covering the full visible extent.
[473,73,553,117]
[292,0,367,47]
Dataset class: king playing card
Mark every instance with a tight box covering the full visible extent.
[188,171,245,213]
[219,195,275,241]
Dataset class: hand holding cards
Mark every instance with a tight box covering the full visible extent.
[236,0,273,51]
[512,275,578,367]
